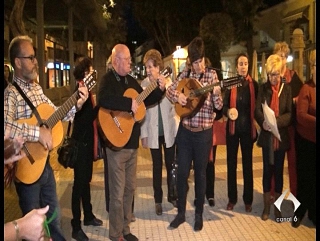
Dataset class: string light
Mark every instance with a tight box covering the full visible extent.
[101,0,116,20]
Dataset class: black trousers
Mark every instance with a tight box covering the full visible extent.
[71,144,94,231]
[226,131,253,205]
[150,136,176,203]
[295,132,316,222]
[206,145,217,200]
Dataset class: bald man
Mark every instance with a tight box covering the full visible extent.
[97,44,166,241]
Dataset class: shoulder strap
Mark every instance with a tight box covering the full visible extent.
[13,82,44,126]
[278,83,284,97]
[186,69,191,78]
[66,121,72,136]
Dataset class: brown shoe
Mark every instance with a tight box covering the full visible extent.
[155,203,162,215]
[227,202,235,210]
[131,213,136,222]
[245,204,252,212]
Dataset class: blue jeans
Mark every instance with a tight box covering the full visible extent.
[176,124,212,215]
[15,159,66,241]
[262,147,285,194]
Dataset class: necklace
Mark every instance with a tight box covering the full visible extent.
[112,67,128,85]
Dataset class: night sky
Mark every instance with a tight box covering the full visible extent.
[125,0,286,50]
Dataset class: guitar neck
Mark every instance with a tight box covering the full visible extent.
[136,82,158,105]
[45,91,79,129]
[193,82,220,97]
[135,66,171,105]
[192,75,243,97]
[44,70,97,129]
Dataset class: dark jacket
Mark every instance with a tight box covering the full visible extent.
[254,80,292,150]
[223,76,259,137]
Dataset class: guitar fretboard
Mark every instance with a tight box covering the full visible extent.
[45,92,79,129]
[192,75,243,97]
[44,70,96,129]
[136,66,172,105]
[136,81,158,105]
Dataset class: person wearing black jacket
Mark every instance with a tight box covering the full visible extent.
[255,54,292,222]
[97,44,166,241]
[223,53,259,213]
[71,57,103,241]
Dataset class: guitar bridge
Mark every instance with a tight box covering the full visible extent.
[110,111,124,133]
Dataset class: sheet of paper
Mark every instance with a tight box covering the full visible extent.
[262,101,281,141]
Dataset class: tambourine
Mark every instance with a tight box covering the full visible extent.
[228,108,238,120]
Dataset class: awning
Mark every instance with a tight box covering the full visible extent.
[282,6,309,23]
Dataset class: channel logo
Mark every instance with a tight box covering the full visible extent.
[274,189,301,212]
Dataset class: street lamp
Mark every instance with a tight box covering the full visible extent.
[172,46,187,77]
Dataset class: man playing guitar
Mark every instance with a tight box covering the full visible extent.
[4,35,89,241]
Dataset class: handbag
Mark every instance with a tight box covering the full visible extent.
[57,121,79,169]
[212,115,227,146]
[168,161,178,202]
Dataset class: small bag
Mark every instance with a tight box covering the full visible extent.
[57,122,78,169]
[168,145,178,202]
[168,161,178,201]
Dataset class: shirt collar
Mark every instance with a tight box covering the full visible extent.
[13,76,36,90]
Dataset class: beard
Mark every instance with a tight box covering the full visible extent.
[22,66,39,83]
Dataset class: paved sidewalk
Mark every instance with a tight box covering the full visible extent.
[4,144,316,241]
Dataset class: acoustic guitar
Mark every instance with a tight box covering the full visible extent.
[98,66,172,149]
[175,75,244,118]
[13,71,97,184]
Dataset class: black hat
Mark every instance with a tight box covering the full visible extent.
[188,37,205,64]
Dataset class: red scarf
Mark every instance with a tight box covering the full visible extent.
[270,82,280,150]
[90,92,99,160]
[283,68,294,83]
[229,75,256,140]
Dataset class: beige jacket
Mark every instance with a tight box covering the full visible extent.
[140,77,179,148]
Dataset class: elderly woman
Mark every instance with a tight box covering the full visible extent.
[254,54,292,222]
[271,42,303,199]
[140,49,179,215]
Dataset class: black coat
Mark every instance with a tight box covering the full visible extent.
[71,90,98,159]
[223,77,259,137]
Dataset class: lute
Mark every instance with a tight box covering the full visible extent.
[175,75,244,118]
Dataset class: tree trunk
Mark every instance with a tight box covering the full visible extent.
[9,0,26,37]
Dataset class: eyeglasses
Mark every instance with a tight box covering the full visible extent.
[269,73,280,78]
[117,56,131,62]
[17,55,37,63]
